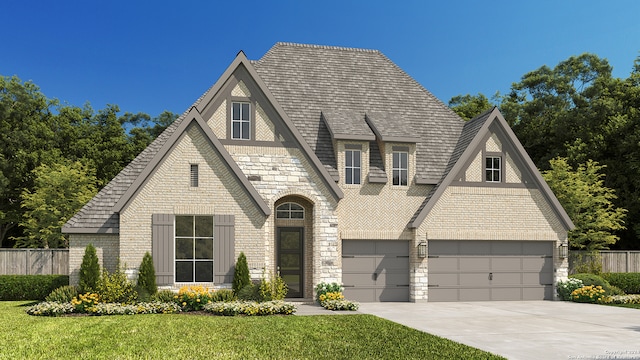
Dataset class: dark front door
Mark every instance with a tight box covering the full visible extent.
[277,227,304,298]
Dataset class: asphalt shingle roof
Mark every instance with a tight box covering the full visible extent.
[64,42,467,232]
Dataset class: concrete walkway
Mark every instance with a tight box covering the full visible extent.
[357,301,640,360]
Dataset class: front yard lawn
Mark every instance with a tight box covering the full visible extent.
[0,301,504,359]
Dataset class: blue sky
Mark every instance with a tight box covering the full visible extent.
[2,1,639,117]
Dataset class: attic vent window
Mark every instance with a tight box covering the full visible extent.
[232,102,250,140]
[190,164,199,187]
[485,156,501,182]
[276,202,304,219]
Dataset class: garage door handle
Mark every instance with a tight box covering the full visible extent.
[373,273,378,281]
[342,255,355,258]
[489,272,493,280]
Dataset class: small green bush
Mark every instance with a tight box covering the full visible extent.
[237,283,260,301]
[210,289,236,302]
[556,278,584,301]
[601,273,640,294]
[137,252,157,296]
[232,252,250,295]
[0,275,69,300]
[96,263,137,304]
[79,244,100,293]
[45,285,78,303]
[150,289,177,303]
[259,270,288,301]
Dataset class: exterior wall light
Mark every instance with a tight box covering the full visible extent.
[559,242,569,259]
[418,241,427,258]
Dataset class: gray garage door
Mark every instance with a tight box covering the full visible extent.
[428,240,553,302]
[342,240,409,302]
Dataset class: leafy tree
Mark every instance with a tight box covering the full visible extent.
[448,93,496,120]
[232,252,250,294]
[79,244,101,293]
[0,76,59,247]
[13,161,97,248]
[137,252,157,296]
[542,157,626,250]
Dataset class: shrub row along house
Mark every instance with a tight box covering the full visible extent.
[62,43,574,302]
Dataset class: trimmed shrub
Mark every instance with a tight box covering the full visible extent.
[137,252,157,296]
[79,244,100,293]
[570,273,622,295]
[0,275,69,300]
[232,252,250,295]
[210,289,236,302]
[237,283,260,301]
[45,285,78,303]
[96,263,137,304]
[150,289,177,303]
[601,273,640,294]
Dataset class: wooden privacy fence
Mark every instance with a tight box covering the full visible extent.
[570,250,640,273]
[0,249,69,275]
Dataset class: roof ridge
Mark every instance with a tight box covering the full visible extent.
[273,42,380,54]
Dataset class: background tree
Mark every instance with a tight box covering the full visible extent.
[79,244,100,293]
[13,161,97,248]
[448,93,496,120]
[542,158,626,250]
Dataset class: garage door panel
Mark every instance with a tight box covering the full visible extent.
[429,257,459,271]
[343,273,376,286]
[492,272,523,286]
[343,240,409,302]
[429,240,554,301]
[430,273,459,286]
[492,257,522,271]
[459,257,491,271]
[460,288,490,301]
[492,287,523,300]
[460,273,491,286]
[376,256,409,270]
[342,257,376,272]
[343,241,375,255]
[378,287,409,302]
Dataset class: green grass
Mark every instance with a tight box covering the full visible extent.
[0,301,504,359]
[602,303,640,309]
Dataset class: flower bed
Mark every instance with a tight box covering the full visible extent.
[203,300,296,316]
[26,301,181,316]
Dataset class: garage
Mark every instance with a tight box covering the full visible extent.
[428,240,553,301]
[342,240,409,302]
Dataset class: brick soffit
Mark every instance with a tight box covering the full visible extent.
[409,107,575,231]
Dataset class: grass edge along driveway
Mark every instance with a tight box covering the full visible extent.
[0,301,504,359]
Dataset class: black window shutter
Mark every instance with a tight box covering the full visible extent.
[214,215,235,283]
[152,214,174,286]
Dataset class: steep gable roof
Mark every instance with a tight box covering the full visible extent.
[252,43,465,183]
[409,107,575,230]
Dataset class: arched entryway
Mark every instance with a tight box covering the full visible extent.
[274,195,314,298]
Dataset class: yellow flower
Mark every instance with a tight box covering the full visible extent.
[182,302,187,306]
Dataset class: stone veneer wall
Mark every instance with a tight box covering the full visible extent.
[68,234,119,285]
[119,124,266,286]
[226,145,340,295]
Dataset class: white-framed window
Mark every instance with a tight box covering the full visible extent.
[190,164,199,187]
[392,151,408,186]
[276,202,304,219]
[485,156,501,182]
[345,149,361,185]
[175,215,214,282]
[231,102,250,140]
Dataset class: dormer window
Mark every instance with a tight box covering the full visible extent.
[392,151,408,186]
[345,145,362,185]
[231,102,250,140]
[485,156,501,182]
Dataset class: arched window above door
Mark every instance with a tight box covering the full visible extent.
[276,202,304,219]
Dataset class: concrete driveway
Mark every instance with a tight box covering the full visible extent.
[358,301,640,360]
